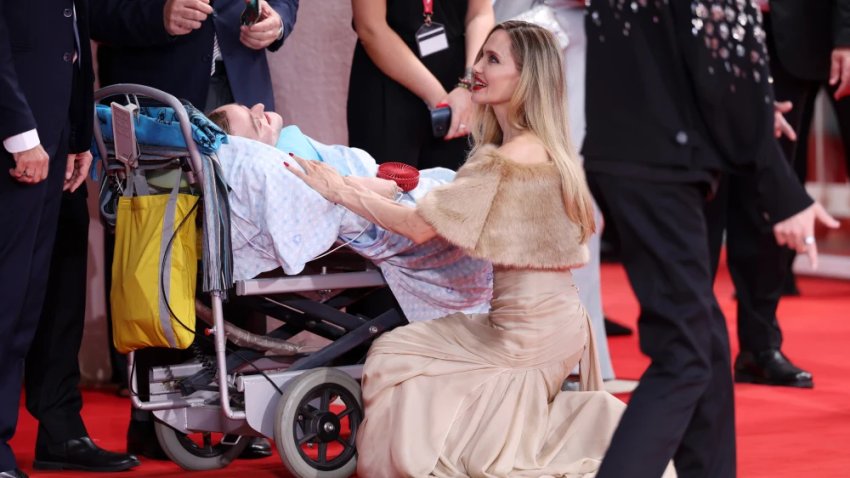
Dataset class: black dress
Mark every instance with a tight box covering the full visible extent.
[347,0,469,170]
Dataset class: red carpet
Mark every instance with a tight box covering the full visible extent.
[10,262,850,477]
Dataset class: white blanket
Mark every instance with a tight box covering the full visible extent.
[216,136,492,321]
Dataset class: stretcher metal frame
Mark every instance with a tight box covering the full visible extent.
[94,84,406,476]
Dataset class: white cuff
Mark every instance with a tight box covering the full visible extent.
[3,129,41,154]
[276,24,285,41]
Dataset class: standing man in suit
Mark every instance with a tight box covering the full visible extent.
[583,1,839,477]
[0,1,137,477]
[701,1,850,391]
[89,0,299,460]
[91,0,298,112]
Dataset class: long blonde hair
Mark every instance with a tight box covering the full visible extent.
[470,21,595,242]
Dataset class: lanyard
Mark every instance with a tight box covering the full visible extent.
[423,0,433,25]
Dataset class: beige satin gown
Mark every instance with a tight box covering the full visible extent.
[356,268,673,477]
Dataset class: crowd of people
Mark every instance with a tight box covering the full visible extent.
[0,1,846,478]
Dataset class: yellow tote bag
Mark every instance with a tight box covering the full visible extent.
[111,171,199,353]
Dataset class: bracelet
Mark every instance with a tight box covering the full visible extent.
[456,67,474,90]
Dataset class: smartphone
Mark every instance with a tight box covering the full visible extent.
[240,0,260,26]
[430,105,452,138]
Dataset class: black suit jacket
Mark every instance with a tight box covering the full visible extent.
[583,0,811,223]
[0,0,94,156]
[90,0,298,111]
[770,0,850,81]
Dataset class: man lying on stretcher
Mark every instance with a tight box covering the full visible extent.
[208,104,403,198]
[204,103,492,323]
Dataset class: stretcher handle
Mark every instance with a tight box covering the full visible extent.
[92,84,204,177]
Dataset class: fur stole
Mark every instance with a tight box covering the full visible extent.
[417,145,589,269]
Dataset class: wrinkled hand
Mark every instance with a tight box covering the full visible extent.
[284,154,346,204]
[240,1,283,50]
[9,144,49,184]
[773,101,797,141]
[64,150,92,192]
[440,87,473,140]
[772,202,840,269]
[164,0,213,36]
[829,47,850,100]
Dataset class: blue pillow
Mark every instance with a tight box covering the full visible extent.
[275,125,321,162]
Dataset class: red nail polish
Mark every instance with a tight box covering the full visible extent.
[284,162,290,167]
[288,152,294,157]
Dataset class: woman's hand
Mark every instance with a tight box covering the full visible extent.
[440,87,473,140]
[285,154,346,204]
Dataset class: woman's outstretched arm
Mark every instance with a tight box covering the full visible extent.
[286,155,437,244]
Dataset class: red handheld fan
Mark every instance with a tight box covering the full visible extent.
[377,162,420,192]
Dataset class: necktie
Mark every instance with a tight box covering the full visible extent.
[211,35,222,75]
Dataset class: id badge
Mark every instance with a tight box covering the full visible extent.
[416,22,449,58]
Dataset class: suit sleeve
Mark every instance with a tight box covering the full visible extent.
[267,0,298,52]
[0,0,37,145]
[754,138,814,224]
[89,0,173,47]
[834,0,850,47]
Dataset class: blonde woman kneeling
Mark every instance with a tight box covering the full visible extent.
[288,21,675,478]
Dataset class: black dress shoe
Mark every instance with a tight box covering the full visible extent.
[0,468,28,478]
[34,436,141,472]
[734,349,814,388]
[236,437,273,459]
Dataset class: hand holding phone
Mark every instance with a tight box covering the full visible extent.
[240,0,260,26]
[430,104,452,138]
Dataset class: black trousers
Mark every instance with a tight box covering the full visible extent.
[24,185,90,452]
[704,174,786,353]
[591,173,736,478]
[0,129,69,471]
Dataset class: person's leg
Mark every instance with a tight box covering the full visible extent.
[724,171,814,387]
[766,11,821,296]
[591,173,735,478]
[24,186,140,472]
[0,135,68,472]
[25,187,89,447]
[726,173,784,353]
